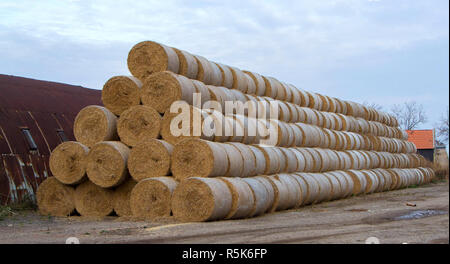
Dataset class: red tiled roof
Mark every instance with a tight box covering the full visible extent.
[406,130,434,149]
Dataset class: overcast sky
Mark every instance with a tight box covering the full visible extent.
[0,0,448,133]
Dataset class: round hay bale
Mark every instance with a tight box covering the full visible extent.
[244,74,257,95]
[242,177,270,217]
[361,171,378,193]
[113,178,137,217]
[282,83,293,103]
[102,76,142,115]
[289,86,301,105]
[269,78,286,101]
[215,63,234,88]
[244,71,266,96]
[74,180,114,217]
[266,175,290,211]
[297,89,309,107]
[128,139,173,181]
[173,48,198,79]
[117,105,161,147]
[141,71,196,113]
[294,173,318,205]
[248,145,267,175]
[227,143,256,177]
[323,172,342,200]
[171,139,229,180]
[229,66,248,92]
[334,171,354,198]
[86,141,130,188]
[161,106,212,145]
[192,79,212,105]
[130,177,178,219]
[296,148,315,172]
[127,41,179,80]
[290,174,308,207]
[171,177,232,222]
[285,103,299,123]
[314,174,333,202]
[193,55,213,84]
[253,176,276,213]
[255,146,281,175]
[219,143,244,177]
[220,177,254,219]
[262,76,278,98]
[74,105,118,147]
[279,148,298,173]
[290,124,304,147]
[273,147,287,172]
[36,177,75,217]
[277,101,291,122]
[49,141,89,185]
[290,148,306,172]
[304,148,323,172]
[346,170,367,195]
[277,174,302,209]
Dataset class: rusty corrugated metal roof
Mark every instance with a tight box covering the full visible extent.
[0,74,102,204]
[406,129,435,150]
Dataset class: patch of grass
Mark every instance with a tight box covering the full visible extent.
[9,194,37,211]
[407,184,419,188]
[0,205,14,221]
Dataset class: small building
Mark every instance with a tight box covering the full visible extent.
[0,74,101,205]
[406,129,435,162]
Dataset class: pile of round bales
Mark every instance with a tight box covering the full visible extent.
[37,40,434,221]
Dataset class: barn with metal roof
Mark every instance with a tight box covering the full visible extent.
[0,74,101,205]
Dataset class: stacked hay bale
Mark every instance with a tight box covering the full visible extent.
[37,40,434,222]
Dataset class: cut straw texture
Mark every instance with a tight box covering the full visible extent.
[74,105,118,147]
[36,177,75,217]
[171,139,228,180]
[74,180,114,217]
[130,177,178,219]
[102,76,142,115]
[128,139,173,181]
[49,141,89,185]
[171,177,232,222]
[141,71,196,113]
[117,105,161,147]
[127,41,179,80]
[86,141,130,188]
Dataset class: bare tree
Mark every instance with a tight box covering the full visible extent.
[436,107,449,144]
[362,101,383,111]
[390,101,427,130]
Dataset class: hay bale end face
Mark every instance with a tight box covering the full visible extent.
[171,177,232,222]
[128,139,173,181]
[130,177,178,219]
[49,141,89,185]
[36,177,75,217]
[86,141,130,188]
[74,105,118,147]
[117,105,161,147]
[101,76,142,115]
[141,71,196,113]
[220,177,254,219]
[171,139,228,180]
[127,41,179,80]
[74,180,114,217]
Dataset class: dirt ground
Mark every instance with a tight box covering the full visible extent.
[0,181,448,244]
